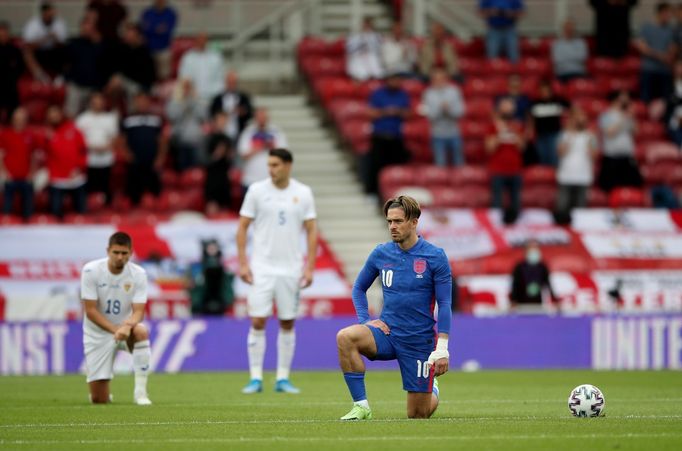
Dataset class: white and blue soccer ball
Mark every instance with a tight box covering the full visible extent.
[568,384,606,417]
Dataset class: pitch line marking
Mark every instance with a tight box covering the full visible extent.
[1,415,682,429]
[2,433,682,446]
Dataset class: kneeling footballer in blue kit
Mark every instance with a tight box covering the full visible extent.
[336,195,452,419]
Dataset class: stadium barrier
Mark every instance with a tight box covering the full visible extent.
[1,315,680,376]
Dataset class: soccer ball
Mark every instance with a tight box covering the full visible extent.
[568,384,606,417]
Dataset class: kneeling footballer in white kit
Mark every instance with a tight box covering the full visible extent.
[80,231,152,405]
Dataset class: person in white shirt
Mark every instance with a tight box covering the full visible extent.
[556,106,599,218]
[237,107,288,191]
[346,17,384,81]
[178,33,225,109]
[381,22,416,77]
[76,92,119,205]
[236,148,318,394]
[22,1,68,82]
[80,232,152,405]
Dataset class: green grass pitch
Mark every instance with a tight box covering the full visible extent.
[1,370,681,450]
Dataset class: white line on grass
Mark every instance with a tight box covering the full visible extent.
[1,415,681,429]
[2,433,682,446]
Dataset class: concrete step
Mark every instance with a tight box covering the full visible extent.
[254,96,307,107]
[321,3,385,16]
[299,183,363,196]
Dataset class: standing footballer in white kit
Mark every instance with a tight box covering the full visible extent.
[237,148,317,394]
[80,232,152,405]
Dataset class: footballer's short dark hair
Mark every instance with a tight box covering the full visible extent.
[269,148,293,163]
[383,195,421,221]
[108,231,132,249]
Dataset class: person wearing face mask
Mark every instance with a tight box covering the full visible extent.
[510,240,557,310]
[555,105,599,220]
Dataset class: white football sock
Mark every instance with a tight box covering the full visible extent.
[132,340,151,396]
[276,328,296,381]
[247,328,266,381]
[354,400,370,409]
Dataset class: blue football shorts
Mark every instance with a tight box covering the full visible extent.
[366,325,435,393]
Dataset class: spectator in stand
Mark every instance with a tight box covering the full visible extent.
[166,79,205,171]
[204,112,233,214]
[597,89,643,192]
[22,1,68,82]
[121,92,167,205]
[209,71,254,141]
[88,0,128,43]
[64,16,108,117]
[178,33,225,109]
[0,22,24,124]
[75,92,119,205]
[589,0,638,58]
[664,59,682,146]
[485,97,525,214]
[496,73,531,121]
[382,22,416,78]
[529,80,568,167]
[551,18,589,83]
[140,0,178,80]
[365,73,411,198]
[0,108,40,220]
[422,67,466,167]
[106,22,157,106]
[417,22,460,82]
[237,107,288,192]
[556,105,599,218]
[44,105,88,218]
[346,17,384,81]
[478,0,524,63]
[635,2,676,103]
[510,239,557,310]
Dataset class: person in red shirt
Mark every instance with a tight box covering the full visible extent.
[0,107,40,219]
[45,105,88,218]
[485,97,525,216]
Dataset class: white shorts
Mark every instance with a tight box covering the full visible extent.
[84,337,131,383]
[247,273,300,320]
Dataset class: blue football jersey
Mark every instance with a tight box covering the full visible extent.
[352,237,452,339]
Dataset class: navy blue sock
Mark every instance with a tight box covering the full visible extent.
[343,372,367,402]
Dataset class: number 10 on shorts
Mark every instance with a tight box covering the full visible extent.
[416,360,431,378]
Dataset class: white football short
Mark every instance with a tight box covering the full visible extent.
[247,273,300,320]
[83,337,131,383]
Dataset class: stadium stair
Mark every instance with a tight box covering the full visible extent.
[255,94,386,306]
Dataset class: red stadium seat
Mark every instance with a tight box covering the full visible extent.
[463,140,487,164]
[642,141,680,164]
[421,165,450,187]
[450,165,489,186]
[522,185,558,209]
[405,139,432,162]
[179,168,206,189]
[161,170,179,189]
[519,57,551,78]
[482,58,517,77]
[402,119,430,142]
[573,98,608,119]
[522,165,556,187]
[566,79,600,98]
[0,215,23,225]
[301,57,346,79]
[28,214,59,224]
[636,121,666,141]
[587,188,609,207]
[465,98,494,119]
[314,77,356,105]
[18,78,53,102]
[63,213,96,224]
[452,37,485,57]
[460,120,489,140]
[608,187,647,208]
[430,187,465,207]
[588,57,619,75]
[379,165,416,187]
[86,193,106,213]
[641,162,672,186]
[401,79,425,98]
[597,76,638,94]
[328,99,370,123]
[463,77,507,98]
[520,37,551,57]
[24,100,49,124]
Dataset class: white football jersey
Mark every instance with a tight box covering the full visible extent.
[80,258,148,343]
[239,178,317,277]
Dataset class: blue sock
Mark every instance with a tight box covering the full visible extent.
[343,372,367,402]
